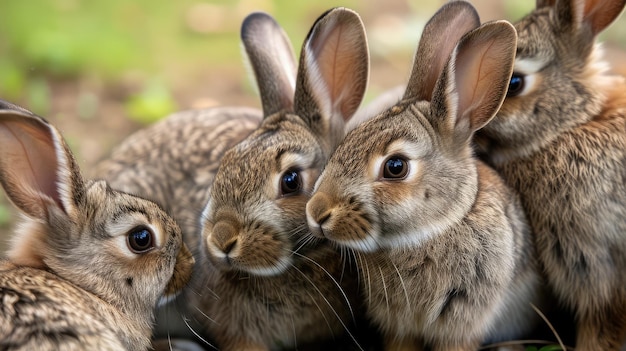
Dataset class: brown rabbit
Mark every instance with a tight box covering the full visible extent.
[0,106,194,351]
[305,2,545,350]
[475,0,626,349]
[192,7,370,351]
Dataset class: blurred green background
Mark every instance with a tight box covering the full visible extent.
[0,0,625,243]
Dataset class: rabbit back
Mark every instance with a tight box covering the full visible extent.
[0,261,128,351]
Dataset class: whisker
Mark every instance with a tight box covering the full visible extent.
[303,287,336,341]
[291,251,355,323]
[182,315,218,350]
[391,262,410,311]
[192,306,219,325]
[378,266,390,317]
[290,263,364,351]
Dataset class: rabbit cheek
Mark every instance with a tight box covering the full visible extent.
[307,190,379,252]
[162,243,194,303]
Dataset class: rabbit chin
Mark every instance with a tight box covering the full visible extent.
[337,225,443,253]
[210,255,293,277]
[244,257,292,276]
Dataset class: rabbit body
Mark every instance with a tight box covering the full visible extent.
[0,108,194,351]
[341,157,540,349]
[191,8,370,350]
[306,2,545,350]
[476,0,626,348]
[1,262,128,351]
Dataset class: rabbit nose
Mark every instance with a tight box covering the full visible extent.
[212,222,239,255]
[306,192,334,238]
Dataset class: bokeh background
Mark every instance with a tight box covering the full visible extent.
[1,0,625,247]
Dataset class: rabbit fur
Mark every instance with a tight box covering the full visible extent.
[475,0,626,349]
[97,8,373,351]
[0,105,194,351]
[305,2,546,350]
[192,7,371,350]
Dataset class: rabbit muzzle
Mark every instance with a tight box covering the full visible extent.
[306,191,335,239]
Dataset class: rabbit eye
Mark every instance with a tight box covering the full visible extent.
[507,73,525,97]
[280,169,302,196]
[127,226,155,253]
[382,156,409,180]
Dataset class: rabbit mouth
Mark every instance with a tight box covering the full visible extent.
[205,237,293,276]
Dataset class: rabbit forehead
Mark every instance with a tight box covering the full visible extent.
[515,13,557,61]
[213,119,322,201]
[84,181,176,246]
[330,104,434,175]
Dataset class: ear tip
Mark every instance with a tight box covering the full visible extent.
[437,0,481,24]
[240,11,280,41]
[0,109,52,131]
[317,6,364,28]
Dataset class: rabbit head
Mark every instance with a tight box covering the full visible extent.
[476,0,626,162]
[306,3,517,253]
[0,108,194,316]
[199,8,368,276]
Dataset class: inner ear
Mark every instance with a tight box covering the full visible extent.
[293,7,368,134]
[0,111,84,220]
[556,0,626,35]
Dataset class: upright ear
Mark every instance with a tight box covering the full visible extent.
[293,7,369,148]
[536,0,556,8]
[554,0,626,36]
[241,12,297,117]
[0,99,35,115]
[403,0,480,101]
[431,21,517,141]
[0,110,84,221]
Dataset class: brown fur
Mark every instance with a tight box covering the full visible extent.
[193,8,370,350]
[99,10,373,350]
[306,3,546,350]
[0,108,193,351]
[476,0,626,349]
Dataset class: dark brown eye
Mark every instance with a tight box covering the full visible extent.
[507,73,525,97]
[280,169,302,196]
[127,227,154,253]
[382,156,409,179]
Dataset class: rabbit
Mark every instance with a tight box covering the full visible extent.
[96,9,374,350]
[474,0,626,349]
[94,13,278,342]
[305,2,547,350]
[191,7,371,351]
[0,106,194,351]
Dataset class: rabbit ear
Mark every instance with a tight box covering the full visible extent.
[0,110,84,221]
[293,7,368,147]
[555,0,626,36]
[241,12,297,117]
[403,0,480,101]
[0,99,34,115]
[431,21,517,141]
[536,0,556,8]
